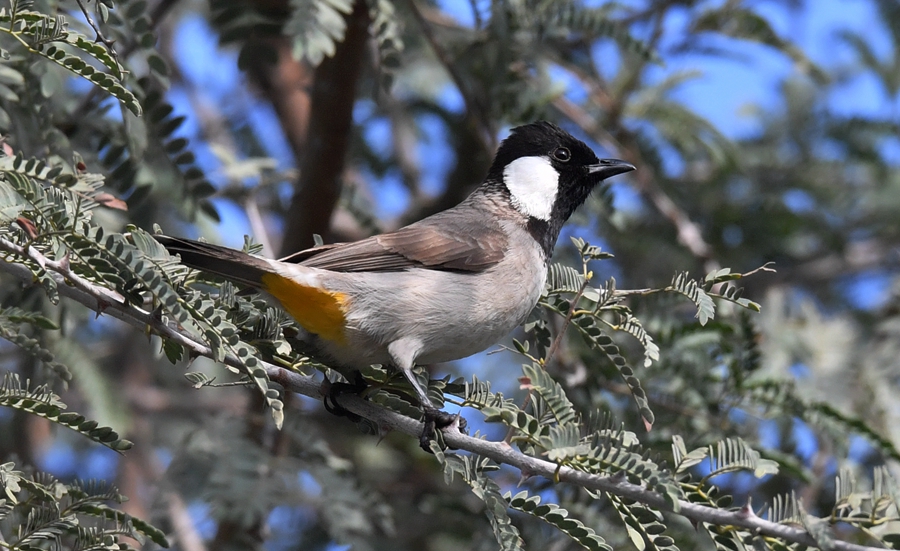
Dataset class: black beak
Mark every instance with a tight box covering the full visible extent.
[587,159,635,180]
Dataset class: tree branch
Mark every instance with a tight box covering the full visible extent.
[243,36,313,170]
[0,242,883,551]
[278,0,371,255]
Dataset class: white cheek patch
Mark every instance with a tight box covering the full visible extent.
[503,156,559,221]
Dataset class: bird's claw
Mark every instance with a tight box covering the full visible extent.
[322,373,368,422]
[420,407,468,452]
[322,374,468,452]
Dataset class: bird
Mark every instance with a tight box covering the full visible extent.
[155,121,635,450]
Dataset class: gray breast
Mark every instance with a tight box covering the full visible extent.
[323,219,547,367]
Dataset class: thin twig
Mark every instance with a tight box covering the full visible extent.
[405,0,494,151]
[465,0,483,29]
[67,0,181,124]
[546,2,720,270]
[550,95,620,158]
[503,392,530,445]
[545,276,590,365]
[74,0,119,68]
[166,492,208,551]
[244,195,273,258]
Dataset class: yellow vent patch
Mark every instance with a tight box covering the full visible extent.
[260,273,348,343]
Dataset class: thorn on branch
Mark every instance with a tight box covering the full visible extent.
[150,304,164,322]
[739,499,756,519]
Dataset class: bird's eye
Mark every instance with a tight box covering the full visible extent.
[552,147,571,162]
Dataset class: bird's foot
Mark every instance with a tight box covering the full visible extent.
[420,406,468,452]
[322,372,368,422]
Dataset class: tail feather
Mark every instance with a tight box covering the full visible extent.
[155,235,273,288]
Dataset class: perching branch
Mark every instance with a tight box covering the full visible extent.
[0,241,883,551]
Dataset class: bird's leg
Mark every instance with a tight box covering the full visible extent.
[399,367,467,451]
[322,371,368,422]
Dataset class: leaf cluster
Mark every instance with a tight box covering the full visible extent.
[0,462,167,550]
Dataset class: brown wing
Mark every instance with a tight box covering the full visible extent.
[279,208,508,273]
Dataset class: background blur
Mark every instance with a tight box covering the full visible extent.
[3,0,900,549]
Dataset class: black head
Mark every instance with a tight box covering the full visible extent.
[484,121,634,257]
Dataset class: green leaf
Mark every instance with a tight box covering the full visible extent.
[547,262,586,293]
[691,6,828,83]
[434,451,524,550]
[80,503,170,548]
[672,435,708,474]
[0,177,26,222]
[0,373,131,451]
[669,272,716,325]
[766,492,802,523]
[368,0,403,90]
[703,438,778,482]
[507,490,612,550]
[284,0,354,66]
[521,362,577,427]
[0,307,70,380]
[0,9,142,115]
[539,2,657,61]
[609,495,679,551]
[0,64,24,87]
[587,328,654,430]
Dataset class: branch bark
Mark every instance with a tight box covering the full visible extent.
[0,242,884,551]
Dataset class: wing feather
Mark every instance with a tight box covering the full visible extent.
[282,207,508,273]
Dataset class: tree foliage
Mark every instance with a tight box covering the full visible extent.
[0,0,898,550]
